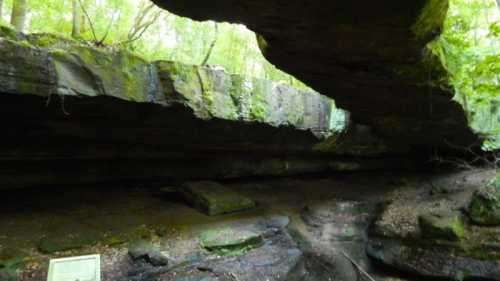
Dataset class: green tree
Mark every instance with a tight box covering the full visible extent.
[434,0,500,150]
[71,0,83,38]
[10,0,27,31]
[0,0,4,20]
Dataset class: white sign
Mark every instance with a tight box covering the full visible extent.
[47,254,101,281]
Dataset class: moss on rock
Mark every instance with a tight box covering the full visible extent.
[199,228,263,256]
[412,0,449,42]
[418,211,465,241]
[469,172,500,226]
[181,181,256,216]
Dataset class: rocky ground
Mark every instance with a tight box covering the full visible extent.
[0,169,498,281]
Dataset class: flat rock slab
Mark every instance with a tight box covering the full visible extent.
[199,228,263,256]
[154,229,303,281]
[181,181,256,216]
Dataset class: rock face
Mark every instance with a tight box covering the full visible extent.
[367,170,500,280]
[0,29,409,189]
[298,200,381,281]
[152,0,477,150]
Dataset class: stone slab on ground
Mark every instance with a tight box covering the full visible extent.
[199,228,263,256]
[181,181,256,216]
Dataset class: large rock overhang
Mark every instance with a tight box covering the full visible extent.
[152,0,477,151]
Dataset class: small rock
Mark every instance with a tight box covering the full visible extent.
[199,228,263,256]
[469,173,500,226]
[418,211,465,241]
[128,240,169,266]
[181,181,255,216]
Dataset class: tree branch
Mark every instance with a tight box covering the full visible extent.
[77,0,98,42]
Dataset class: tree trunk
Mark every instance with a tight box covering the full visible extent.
[71,0,82,38]
[496,0,500,11]
[201,22,219,65]
[0,0,4,20]
[10,0,28,32]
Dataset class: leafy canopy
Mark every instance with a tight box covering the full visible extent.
[0,0,309,89]
[433,0,500,150]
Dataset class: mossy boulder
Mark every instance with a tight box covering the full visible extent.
[199,228,263,256]
[418,211,465,241]
[469,173,500,226]
[181,181,255,216]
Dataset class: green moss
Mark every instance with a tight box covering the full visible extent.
[419,212,465,241]
[181,181,255,216]
[256,34,268,55]
[249,88,266,121]
[411,0,449,42]
[102,225,152,246]
[199,228,263,257]
[0,24,18,40]
[469,172,500,226]
[197,68,214,107]
[27,33,77,49]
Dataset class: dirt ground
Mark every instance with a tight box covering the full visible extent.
[0,168,495,281]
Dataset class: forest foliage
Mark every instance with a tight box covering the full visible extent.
[433,0,500,150]
[0,0,308,89]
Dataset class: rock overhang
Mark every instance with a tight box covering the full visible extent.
[151,0,477,151]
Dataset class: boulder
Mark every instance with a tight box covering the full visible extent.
[469,172,500,226]
[128,240,169,266]
[418,211,465,241]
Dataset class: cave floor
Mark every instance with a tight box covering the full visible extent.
[0,169,495,281]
